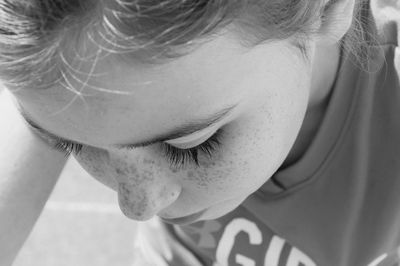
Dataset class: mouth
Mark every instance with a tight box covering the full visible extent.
[160,209,206,225]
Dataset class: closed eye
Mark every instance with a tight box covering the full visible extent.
[159,128,223,169]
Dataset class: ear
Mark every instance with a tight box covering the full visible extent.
[317,0,356,45]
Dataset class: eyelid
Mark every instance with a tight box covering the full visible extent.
[25,123,61,145]
[165,125,220,149]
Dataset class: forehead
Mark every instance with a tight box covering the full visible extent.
[14,33,256,147]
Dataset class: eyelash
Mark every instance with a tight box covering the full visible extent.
[52,138,83,157]
[161,129,223,169]
[51,129,223,167]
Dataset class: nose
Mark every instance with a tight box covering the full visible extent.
[117,181,181,221]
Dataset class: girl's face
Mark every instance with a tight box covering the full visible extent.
[15,33,313,224]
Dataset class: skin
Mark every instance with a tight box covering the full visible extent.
[12,0,353,223]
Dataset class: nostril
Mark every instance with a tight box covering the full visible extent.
[156,184,182,216]
[160,184,181,203]
[117,182,181,221]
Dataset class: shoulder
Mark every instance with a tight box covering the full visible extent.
[369,1,400,82]
[371,0,400,46]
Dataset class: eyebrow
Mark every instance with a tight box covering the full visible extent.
[18,103,238,149]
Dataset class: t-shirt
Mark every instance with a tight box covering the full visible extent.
[143,1,400,266]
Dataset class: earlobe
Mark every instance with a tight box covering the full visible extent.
[317,0,356,45]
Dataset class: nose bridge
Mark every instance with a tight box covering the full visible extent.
[110,150,168,186]
[109,151,181,220]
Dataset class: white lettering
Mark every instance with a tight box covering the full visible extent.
[367,253,388,266]
[287,247,316,266]
[216,218,262,266]
[236,254,256,266]
[264,235,285,266]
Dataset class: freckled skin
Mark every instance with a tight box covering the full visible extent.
[110,153,153,185]
[187,171,194,178]
[18,33,311,222]
[73,109,299,220]
[76,147,117,190]
[118,184,149,220]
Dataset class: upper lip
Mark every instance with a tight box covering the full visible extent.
[159,209,206,225]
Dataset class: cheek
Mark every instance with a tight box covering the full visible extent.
[178,130,262,199]
[218,101,306,194]
[74,146,166,191]
[183,151,235,193]
[73,147,118,190]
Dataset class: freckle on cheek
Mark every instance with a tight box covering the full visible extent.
[129,165,138,175]
[77,153,107,178]
[115,167,125,175]
[171,167,178,173]
[142,169,154,181]
[187,171,194,178]
[142,158,156,165]
[183,169,211,189]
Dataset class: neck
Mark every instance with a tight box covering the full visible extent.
[309,42,341,108]
[280,42,341,168]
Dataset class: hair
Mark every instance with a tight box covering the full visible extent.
[0,0,374,93]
